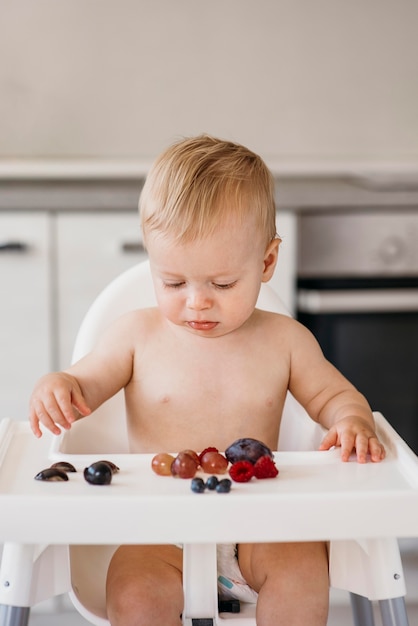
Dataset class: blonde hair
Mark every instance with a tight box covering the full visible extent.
[139,135,277,245]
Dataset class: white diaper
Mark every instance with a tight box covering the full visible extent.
[216,543,258,603]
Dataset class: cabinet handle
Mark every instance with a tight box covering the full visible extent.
[0,241,29,253]
[121,241,146,254]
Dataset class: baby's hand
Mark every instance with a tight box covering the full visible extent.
[29,372,91,438]
[319,416,385,463]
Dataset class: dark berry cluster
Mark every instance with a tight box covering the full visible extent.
[191,475,232,494]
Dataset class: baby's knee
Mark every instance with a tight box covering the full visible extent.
[106,545,183,625]
[240,541,329,592]
[107,577,182,626]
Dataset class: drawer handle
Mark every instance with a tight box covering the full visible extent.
[121,241,146,254]
[0,241,29,253]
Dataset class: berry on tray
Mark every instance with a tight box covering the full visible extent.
[216,478,232,493]
[253,456,279,479]
[191,477,206,493]
[229,460,255,483]
[206,475,219,490]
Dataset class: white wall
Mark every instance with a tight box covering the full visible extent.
[1,0,417,162]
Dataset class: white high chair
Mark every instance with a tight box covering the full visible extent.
[59,261,409,626]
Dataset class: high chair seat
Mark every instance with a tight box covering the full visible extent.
[0,260,414,626]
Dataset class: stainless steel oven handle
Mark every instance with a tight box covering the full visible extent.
[297,288,418,314]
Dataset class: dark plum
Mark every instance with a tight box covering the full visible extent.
[224,438,273,465]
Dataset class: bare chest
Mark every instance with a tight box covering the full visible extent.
[125,333,289,451]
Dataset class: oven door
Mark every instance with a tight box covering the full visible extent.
[297,278,418,455]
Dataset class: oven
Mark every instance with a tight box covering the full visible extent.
[296,210,418,455]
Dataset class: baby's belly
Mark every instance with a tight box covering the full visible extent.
[124,391,285,454]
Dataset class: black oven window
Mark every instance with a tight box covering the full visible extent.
[298,312,418,455]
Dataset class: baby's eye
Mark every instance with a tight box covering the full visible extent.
[164,282,185,289]
[213,281,237,290]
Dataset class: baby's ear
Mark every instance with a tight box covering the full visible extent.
[262,238,281,282]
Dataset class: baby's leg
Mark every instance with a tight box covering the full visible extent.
[106,544,183,626]
[238,541,329,626]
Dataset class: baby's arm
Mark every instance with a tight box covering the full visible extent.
[29,312,138,438]
[287,319,385,463]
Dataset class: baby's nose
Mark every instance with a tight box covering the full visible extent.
[187,288,212,310]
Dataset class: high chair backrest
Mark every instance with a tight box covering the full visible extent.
[63,260,325,455]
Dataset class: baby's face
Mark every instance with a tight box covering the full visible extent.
[146,215,277,338]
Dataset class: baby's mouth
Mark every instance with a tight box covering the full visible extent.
[188,320,218,331]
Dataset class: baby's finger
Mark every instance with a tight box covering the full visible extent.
[354,433,370,464]
[369,436,386,462]
[31,400,62,436]
[318,428,338,451]
[29,408,43,438]
[339,431,356,462]
[71,391,91,419]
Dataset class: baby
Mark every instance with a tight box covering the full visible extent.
[30,135,385,626]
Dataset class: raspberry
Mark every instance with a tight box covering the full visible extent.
[253,456,279,479]
[229,460,254,482]
[198,447,218,465]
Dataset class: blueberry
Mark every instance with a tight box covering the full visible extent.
[216,479,232,493]
[191,477,206,493]
[206,475,219,490]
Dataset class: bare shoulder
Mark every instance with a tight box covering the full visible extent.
[96,307,163,346]
[256,309,313,339]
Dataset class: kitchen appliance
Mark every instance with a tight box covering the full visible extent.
[297,210,418,454]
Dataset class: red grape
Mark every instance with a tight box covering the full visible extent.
[181,449,200,467]
[171,452,198,478]
[200,451,228,474]
[151,453,175,476]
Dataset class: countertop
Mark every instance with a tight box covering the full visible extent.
[1,158,418,212]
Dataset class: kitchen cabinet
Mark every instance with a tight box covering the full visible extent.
[0,211,145,420]
[56,213,146,368]
[0,212,52,419]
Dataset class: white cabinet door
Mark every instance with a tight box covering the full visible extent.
[56,213,147,368]
[0,213,51,419]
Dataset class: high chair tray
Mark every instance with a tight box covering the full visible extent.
[0,414,418,545]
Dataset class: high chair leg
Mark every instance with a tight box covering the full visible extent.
[349,592,375,626]
[379,597,409,626]
[0,605,30,626]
